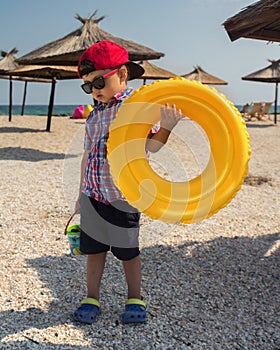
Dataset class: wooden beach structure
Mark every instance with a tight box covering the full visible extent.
[17,11,164,66]
[0,49,50,123]
[139,61,176,85]
[242,59,280,124]
[224,0,280,123]
[14,11,165,131]
[223,0,280,43]
[181,66,228,85]
[9,65,79,131]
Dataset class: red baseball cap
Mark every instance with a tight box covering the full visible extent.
[78,40,144,80]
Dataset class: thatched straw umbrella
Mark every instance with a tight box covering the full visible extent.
[10,65,78,80]
[0,49,50,121]
[0,48,19,71]
[9,65,79,131]
[139,61,177,84]
[181,66,228,85]
[17,11,164,66]
[223,0,280,42]
[242,59,280,123]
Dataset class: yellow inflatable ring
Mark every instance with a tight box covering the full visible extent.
[107,78,251,224]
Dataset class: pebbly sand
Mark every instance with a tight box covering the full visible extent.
[0,114,279,349]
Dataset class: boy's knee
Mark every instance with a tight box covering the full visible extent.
[111,247,140,261]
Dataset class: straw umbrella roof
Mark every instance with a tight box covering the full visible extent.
[139,61,177,80]
[0,48,19,72]
[223,0,280,42]
[8,65,78,80]
[0,74,51,83]
[242,58,280,83]
[242,59,280,123]
[17,11,164,66]
[181,66,228,85]
[0,49,50,82]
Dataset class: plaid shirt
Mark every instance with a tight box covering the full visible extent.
[82,87,157,204]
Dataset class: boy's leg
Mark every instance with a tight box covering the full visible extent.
[86,252,107,300]
[121,255,147,323]
[73,252,106,324]
[122,255,142,299]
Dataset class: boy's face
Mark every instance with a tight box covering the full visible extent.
[82,67,128,103]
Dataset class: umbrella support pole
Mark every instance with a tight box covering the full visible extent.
[9,76,12,122]
[274,82,278,124]
[21,81,28,116]
[46,78,56,132]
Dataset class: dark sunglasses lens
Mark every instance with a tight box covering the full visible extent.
[92,76,105,90]
[81,76,106,94]
[81,83,93,94]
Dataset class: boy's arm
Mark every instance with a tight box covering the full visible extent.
[146,103,183,153]
[75,149,90,212]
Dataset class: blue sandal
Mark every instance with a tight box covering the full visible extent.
[122,298,147,324]
[73,298,100,324]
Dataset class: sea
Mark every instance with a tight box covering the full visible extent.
[0,105,78,116]
[0,104,279,116]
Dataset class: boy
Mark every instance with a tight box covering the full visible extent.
[74,40,182,324]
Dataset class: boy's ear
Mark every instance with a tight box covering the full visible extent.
[119,66,128,82]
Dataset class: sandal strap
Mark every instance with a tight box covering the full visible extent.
[125,298,146,308]
[81,297,100,308]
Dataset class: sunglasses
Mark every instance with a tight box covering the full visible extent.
[80,68,119,94]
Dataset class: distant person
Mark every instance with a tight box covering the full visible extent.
[241,103,250,114]
[73,40,183,324]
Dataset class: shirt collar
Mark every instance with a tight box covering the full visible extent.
[114,87,133,101]
[96,87,133,109]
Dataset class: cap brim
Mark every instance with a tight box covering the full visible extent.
[127,62,145,80]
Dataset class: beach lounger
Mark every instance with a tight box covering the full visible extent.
[247,102,264,120]
[254,101,273,120]
[262,102,272,115]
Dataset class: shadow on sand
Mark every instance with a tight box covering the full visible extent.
[0,126,47,134]
[0,147,77,162]
[246,123,277,129]
[0,232,279,349]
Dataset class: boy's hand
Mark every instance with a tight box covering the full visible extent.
[160,103,183,130]
[146,103,184,153]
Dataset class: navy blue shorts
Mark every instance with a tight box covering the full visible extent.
[80,196,140,261]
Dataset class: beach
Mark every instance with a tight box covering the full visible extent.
[0,115,279,349]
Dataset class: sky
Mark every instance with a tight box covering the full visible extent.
[0,0,279,106]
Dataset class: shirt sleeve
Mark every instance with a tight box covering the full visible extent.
[84,124,91,151]
[84,111,95,151]
[149,123,160,135]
